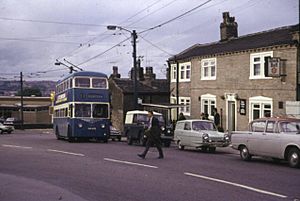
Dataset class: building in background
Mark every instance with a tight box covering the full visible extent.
[109,66,170,131]
[0,96,52,126]
[168,12,299,131]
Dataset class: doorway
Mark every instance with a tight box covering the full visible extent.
[227,101,236,132]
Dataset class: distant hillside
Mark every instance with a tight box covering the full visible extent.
[0,80,56,96]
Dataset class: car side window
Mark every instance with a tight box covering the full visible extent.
[176,122,184,130]
[184,122,191,130]
[266,121,276,133]
[251,121,266,132]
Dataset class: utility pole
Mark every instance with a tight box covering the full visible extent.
[176,58,179,119]
[20,72,24,129]
[107,26,139,109]
[132,30,138,109]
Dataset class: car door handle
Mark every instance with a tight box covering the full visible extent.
[262,133,266,135]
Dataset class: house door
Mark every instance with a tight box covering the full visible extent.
[228,101,236,132]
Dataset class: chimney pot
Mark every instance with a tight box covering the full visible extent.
[220,12,238,41]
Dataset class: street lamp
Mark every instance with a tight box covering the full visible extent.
[107,25,138,109]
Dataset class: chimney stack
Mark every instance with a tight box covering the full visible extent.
[220,12,238,41]
[144,67,156,80]
[111,66,121,78]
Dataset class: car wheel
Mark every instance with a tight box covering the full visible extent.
[118,136,122,142]
[178,141,184,150]
[111,138,115,141]
[240,146,252,161]
[208,147,216,153]
[201,146,208,152]
[288,148,300,168]
[0,130,3,134]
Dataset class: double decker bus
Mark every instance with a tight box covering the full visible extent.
[53,71,110,142]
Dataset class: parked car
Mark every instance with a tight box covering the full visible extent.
[124,110,173,147]
[110,126,122,141]
[231,117,300,168]
[174,119,230,153]
[0,123,14,134]
[4,118,22,126]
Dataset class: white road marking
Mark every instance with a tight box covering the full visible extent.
[104,158,158,169]
[2,144,32,149]
[184,172,287,199]
[47,149,85,157]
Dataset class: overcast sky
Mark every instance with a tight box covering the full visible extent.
[0,0,298,81]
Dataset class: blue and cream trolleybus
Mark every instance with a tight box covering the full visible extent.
[53,71,110,142]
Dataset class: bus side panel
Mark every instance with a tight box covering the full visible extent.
[53,118,70,137]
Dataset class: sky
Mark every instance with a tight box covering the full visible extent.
[0,0,299,81]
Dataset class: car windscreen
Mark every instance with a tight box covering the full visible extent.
[192,121,216,131]
[133,114,164,124]
[280,121,300,133]
[92,104,108,118]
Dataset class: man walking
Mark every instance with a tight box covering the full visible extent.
[138,111,164,159]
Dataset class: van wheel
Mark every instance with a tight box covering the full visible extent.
[178,141,184,150]
[240,146,252,161]
[288,148,300,168]
[208,147,216,153]
[164,141,171,147]
[127,136,133,145]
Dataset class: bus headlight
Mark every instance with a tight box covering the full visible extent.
[101,124,106,129]
[78,123,83,128]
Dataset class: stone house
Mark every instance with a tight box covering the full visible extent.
[109,66,170,131]
[168,12,299,131]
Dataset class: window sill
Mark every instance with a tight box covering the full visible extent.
[201,77,216,81]
[249,76,272,80]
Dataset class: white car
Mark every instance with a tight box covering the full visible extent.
[231,117,300,168]
[174,120,230,153]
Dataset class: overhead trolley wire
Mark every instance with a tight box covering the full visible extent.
[139,0,212,34]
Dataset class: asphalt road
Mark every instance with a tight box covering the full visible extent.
[0,130,299,201]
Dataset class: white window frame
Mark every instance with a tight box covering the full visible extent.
[179,97,191,116]
[170,64,177,82]
[170,62,191,83]
[201,58,217,80]
[249,51,273,79]
[201,94,216,118]
[249,96,273,121]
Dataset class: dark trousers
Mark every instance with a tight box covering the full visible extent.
[142,137,163,157]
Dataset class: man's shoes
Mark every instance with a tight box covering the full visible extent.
[137,154,145,159]
[157,156,164,159]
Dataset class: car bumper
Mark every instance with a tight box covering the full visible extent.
[196,141,230,148]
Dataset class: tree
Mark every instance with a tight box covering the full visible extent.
[16,87,42,97]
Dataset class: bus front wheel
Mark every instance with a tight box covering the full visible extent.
[55,127,61,140]
[67,126,74,143]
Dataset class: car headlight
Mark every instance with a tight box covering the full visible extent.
[78,123,83,128]
[224,134,230,141]
[202,133,209,141]
[161,126,165,131]
[101,124,106,129]
[167,129,171,134]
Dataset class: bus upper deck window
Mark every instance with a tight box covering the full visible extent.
[75,78,90,88]
[92,78,107,89]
